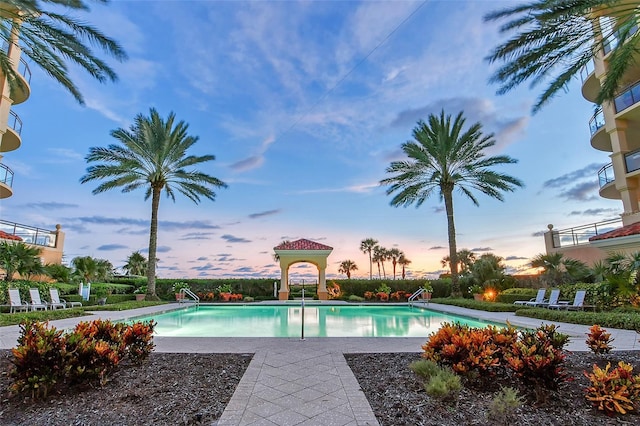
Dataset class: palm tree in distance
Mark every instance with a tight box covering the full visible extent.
[359,238,378,280]
[485,0,639,113]
[381,111,523,296]
[398,254,411,279]
[441,249,476,276]
[338,260,358,279]
[123,251,147,276]
[372,245,385,279]
[1,0,126,104]
[81,108,227,300]
[0,241,42,281]
[387,248,403,280]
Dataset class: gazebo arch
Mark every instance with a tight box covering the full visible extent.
[273,239,333,300]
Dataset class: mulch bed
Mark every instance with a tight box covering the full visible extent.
[0,350,252,425]
[2,348,640,425]
[345,351,640,426]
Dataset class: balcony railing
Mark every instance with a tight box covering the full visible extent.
[0,162,14,188]
[550,218,622,248]
[603,23,639,55]
[1,41,32,84]
[8,109,22,135]
[580,59,595,83]
[0,220,57,247]
[614,79,640,112]
[598,163,615,187]
[589,106,605,135]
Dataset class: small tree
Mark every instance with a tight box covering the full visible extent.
[0,241,42,281]
[338,260,358,279]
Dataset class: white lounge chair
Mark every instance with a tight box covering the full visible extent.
[29,288,48,311]
[514,288,546,306]
[50,288,82,308]
[526,288,560,307]
[8,289,29,313]
[548,290,591,310]
[46,288,67,309]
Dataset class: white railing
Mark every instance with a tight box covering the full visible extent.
[408,287,427,307]
[179,288,200,305]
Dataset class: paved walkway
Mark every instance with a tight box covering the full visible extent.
[1,302,639,426]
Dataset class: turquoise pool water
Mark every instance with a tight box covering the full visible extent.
[129,305,498,338]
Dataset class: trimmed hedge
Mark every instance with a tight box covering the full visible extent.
[516,307,640,330]
[431,298,518,312]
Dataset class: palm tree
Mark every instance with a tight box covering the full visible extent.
[71,255,99,283]
[485,0,639,112]
[380,111,523,296]
[1,0,126,104]
[359,238,378,280]
[441,249,476,276]
[0,241,42,281]
[338,260,358,279]
[387,248,403,280]
[81,108,227,300]
[398,254,411,279]
[372,245,385,279]
[123,251,147,276]
[531,252,591,285]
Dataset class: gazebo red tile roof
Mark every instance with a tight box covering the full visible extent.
[274,239,333,251]
[589,222,640,241]
[0,230,22,241]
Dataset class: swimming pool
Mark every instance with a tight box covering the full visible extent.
[129,304,499,338]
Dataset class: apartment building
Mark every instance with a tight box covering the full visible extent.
[545,5,640,262]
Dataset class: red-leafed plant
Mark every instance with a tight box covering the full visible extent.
[10,321,67,399]
[505,324,569,402]
[585,362,640,415]
[586,324,614,355]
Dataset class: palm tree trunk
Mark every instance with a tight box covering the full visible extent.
[443,187,460,296]
[146,185,162,300]
[368,251,373,280]
[376,262,381,279]
[381,261,386,279]
[392,261,397,280]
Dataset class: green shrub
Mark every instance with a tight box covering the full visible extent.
[409,359,441,379]
[585,361,640,415]
[516,308,640,330]
[430,298,518,312]
[348,295,365,302]
[488,386,522,424]
[424,368,462,400]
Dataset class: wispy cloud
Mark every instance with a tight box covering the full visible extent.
[429,246,446,250]
[248,209,281,219]
[70,216,220,231]
[230,135,276,172]
[221,234,252,243]
[22,202,79,210]
[569,208,620,217]
[293,182,379,195]
[471,247,493,252]
[97,244,128,251]
[505,255,528,261]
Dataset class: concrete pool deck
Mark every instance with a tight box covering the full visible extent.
[1,302,639,426]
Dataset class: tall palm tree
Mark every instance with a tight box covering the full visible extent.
[381,111,523,296]
[81,108,227,299]
[1,0,126,104]
[0,241,41,281]
[359,238,378,280]
[398,254,411,279]
[71,255,99,283]
[338,260,358,279]
[485,0,639,112]
[372,245,385,279]
[123,251,147,276]
[387,248,403,280]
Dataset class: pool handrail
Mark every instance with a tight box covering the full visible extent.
[179,288,200,306]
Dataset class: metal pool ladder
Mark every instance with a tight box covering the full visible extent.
[179,288,200,306]
[408,287,427,307]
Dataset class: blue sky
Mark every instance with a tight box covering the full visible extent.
[0,0,621,280]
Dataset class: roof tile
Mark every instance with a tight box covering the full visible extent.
[274,239,333,251]
[589,222,640,241]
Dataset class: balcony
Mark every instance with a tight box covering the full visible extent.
[614,79,640,113]
[0,162,14,198]
[589,106,611,151]
[0,220,58,247]
[580,60,600,103]
[1,42,31,104]
[549,217,622,248]
[0,109,22,152]
[602,23,639,55]
[598,162,619,199]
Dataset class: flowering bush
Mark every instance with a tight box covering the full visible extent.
[586,325,614,355]
[585,362,640,415]
[364,291,374,300]
[172,282,190,293]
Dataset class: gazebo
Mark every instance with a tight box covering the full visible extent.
[273,239,333,300]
